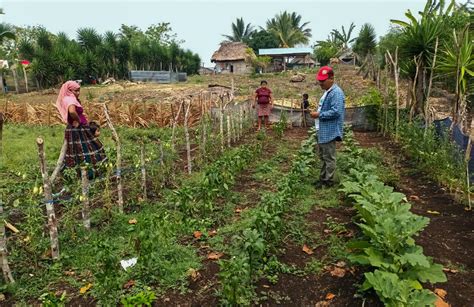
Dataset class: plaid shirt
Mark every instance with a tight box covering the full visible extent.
[317,84,345,144]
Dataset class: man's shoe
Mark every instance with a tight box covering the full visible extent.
[315,180,335,188]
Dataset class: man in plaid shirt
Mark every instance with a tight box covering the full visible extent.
[311,66,345,187]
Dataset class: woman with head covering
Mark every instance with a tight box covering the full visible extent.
[55,81,106,176]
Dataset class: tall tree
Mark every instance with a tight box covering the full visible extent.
[222,18,255,42]
[246,30,280,53]
[266,11,312,47]
[353,23,377,58]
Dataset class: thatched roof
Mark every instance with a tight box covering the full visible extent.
[211,42,248,62]
[291,55,316,65]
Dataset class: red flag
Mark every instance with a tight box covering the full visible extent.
[21,60,30,66]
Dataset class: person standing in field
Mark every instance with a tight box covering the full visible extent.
[253,80,273,131]
[55,80,106,177]
[310,66,345,187]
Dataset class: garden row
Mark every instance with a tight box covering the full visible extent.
[340,131,447,305]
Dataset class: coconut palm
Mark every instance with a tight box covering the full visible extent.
[266,11,312,47]
[331,22,356,50]
[353,23,377,58]
[222,18,255,42]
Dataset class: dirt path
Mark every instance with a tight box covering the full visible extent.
[355,131,474,307]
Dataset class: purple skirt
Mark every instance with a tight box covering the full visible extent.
[257,103,272,117]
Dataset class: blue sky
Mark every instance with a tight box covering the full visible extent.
[1,0,449,66]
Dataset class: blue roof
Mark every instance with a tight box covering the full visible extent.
[258,47,313,56]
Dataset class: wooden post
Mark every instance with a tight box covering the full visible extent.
[424,37,439,136]
[290,101,294,128]
[226,114,231,147]
[140,141,147,201]
[239,105,243,140]
[0,112,3,158]
[80,167,91,230]
[11,68,19,94]
[50,140,67,184]
[219,96,225,152]
[0,199,14,283]
[387,48,400,138]
[36,137,60,260]
[171,101,183,151]
[103,104,124,213]
[22,66,29,93]
[158,139,165,167]
[184,100,192,174]
[465,137,472,210]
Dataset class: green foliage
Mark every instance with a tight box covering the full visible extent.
[272,111,288,138]
[353,23,377,58]
[339,130,447,304]
[223,17,255,42]
[266,11,312,47]
[120,290,156,307]
[331,22,356,49]
[246,30,280,53]
[39,291,67,307]
[314,40,339,66]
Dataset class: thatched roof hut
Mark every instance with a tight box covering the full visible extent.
[211,42,252,74]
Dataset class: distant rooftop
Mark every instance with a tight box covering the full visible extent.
[258,47,313,56]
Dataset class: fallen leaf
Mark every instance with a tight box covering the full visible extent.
[434,288,447,299]
[235,208,242,213]
[434,294,450,307]
[315,301,330,307]
[443,267,459,274]
[187,268,201,281]
[262,284,270,288]
[128,218,137,224]
[64,270,75,276]
[164,298,170,302]
[0,294,5,301]
[427,210,440,215]
[123,280,135,289]
[409,195,420,201]
[79,283,92,294]
[325,293,336,300]
[302,244,314,255]
[208,229,217,237]
[335,261,346,268]
[207,252,224,260]
[193,231,202,239]
[4,220,19,233]
[330,267,346,278]
[323,229,331,234]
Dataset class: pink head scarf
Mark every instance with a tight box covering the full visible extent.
[55,81,82,123]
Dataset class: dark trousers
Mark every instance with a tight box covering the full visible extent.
[318,140,336,183]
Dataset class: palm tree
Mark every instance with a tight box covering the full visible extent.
[77,28,102,52]
[222,18,255,42]
[353,23,377,58]
[0,23,15,44]
[266,11,312,47]
[331,22,356,50]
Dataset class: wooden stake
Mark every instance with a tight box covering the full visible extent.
[80,167,91,230]
[184,100,192,174]
[219,96,225,152]
[50,140,67,184]
[103,104,124,213]
[387,47,400,138]
[140,141,147,201]
[36,137,59,260]
[227,114,231,147]
[0,199,14,283]
[0,112,3,158]
[424,37,439,136]
[171,101,183,151]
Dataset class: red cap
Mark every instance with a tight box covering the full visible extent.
[316,66,333,81]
